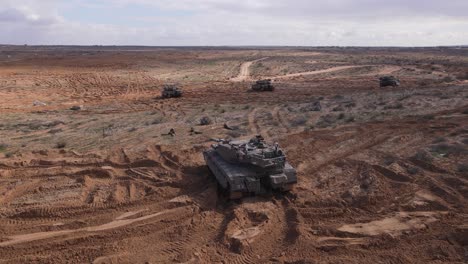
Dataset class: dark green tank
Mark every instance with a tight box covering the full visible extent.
[251,79,274,91]
[203,135,297,199]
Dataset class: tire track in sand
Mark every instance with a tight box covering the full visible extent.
[248,108,260,135]
[0,206,191,247]
[272,106,291,134]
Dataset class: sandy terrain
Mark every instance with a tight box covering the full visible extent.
[0,46,467,263]
[231,57,269,82]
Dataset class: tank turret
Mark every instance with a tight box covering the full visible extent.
[251,79,274,91]
[379,76,400,87]
[203,135,297,199]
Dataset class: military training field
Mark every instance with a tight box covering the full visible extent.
[0,46,467,263]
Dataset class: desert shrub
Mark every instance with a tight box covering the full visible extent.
[384,103,404,110]
[287,106,295,112]
[0,143,7,152]
[462,138,468,145]
[301,101,321,112]
[345,116,355,123]
[337,113,345,120]
[332,106,344,112]
[316,115,336,128]
[55,141,67,149]
[243,105,250,110]
[291,116,307,126]
[442,76,456,83]
[421,114,435,120]
[407,166,420,175]
[455,72,468,80]
[418,80,430,87]
[345,102,356,108]
[227,130,242,138]
[432,137,447,144]
[383,155,397,165]
[413,150,433,163]
[48,128,63,134]
[397,93,413,101]
[128,127,138,132]
[462,109,468,115]
[457,164,468,173]
[430,143,466,156]
[151,117,163,125]
[200,116,212,126]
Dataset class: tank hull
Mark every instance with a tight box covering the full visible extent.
[203,149,297,197]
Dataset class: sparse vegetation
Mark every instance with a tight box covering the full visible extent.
[316,114,337,128]
[432,137,447,144]
[345,116,355,123]
[430,143,466,156]
[383,155,397,165]
[48,128,63,134]
[384,103,404,110]
[291,116,307,126]
[457,164,468,173]
[55,141,67,149]
[0,46,468,263]
[200,116,212,126]
[0,143,7,152]
[413,150,433,163]
[421,114,435,120]
[332,106,344,112]
[406,166,420,175]
[151,117,163,125]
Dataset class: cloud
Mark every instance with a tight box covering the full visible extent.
[0,0,467,46]
[0,7,59,25]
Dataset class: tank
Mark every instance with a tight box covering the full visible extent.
[379,76,400,87]
[251,79,274,91]
[203,135,297,199]
[161,84,182,98]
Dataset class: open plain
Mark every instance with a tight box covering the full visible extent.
[0,46,467,263]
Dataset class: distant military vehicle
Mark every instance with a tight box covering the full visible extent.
[379,76,400,87]
[161,84,182,98]
[251,79,274,91]
[203,135,297,199]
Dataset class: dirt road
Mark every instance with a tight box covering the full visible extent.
[270,65,366,80]
[230,57,268,82]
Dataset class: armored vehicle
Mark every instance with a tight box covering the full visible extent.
[203,135,297,199]
[252,79,274,91]
[379,76,400,87]
[161,84,182,98]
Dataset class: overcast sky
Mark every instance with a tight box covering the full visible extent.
[1,0,467,46]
